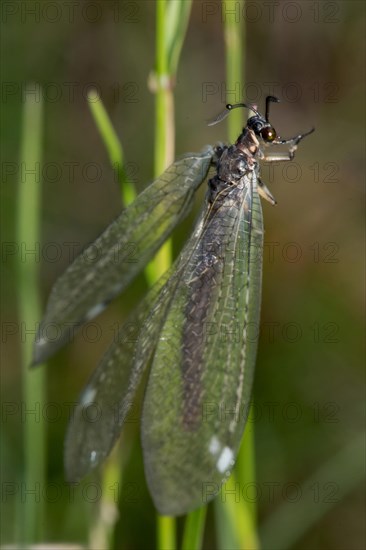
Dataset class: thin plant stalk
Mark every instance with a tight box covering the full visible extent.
[224,0,245,141]
[152,0,176,541]
[87,89,136,206]
[215,473,259,550]
[149,1,193,547]
[157,515,177,550]
[88,447,122,550]
[147,0,192,288]
[182,507,207,550]
[17,83,46,544]
[145,0,174,286]
[214,3,259,548]
[235,408,257,527]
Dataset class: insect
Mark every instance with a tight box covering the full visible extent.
[33,96,314,516]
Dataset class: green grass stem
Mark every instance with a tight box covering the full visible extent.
[213,3,259,548]
[157,514,177,550]
[17,83,46,544]
[223,0,245,142]
[152,2,193,546]
[87,89,136,206]
[182,506,207,550]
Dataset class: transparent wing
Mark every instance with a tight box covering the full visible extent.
[33,148,213,364]
[64,208,210,482]
[141,172,264,515]
[64,266,172,482]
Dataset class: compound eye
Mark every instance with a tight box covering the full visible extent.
[261,126,276,142]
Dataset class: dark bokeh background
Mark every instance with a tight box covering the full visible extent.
[1,1,365,548]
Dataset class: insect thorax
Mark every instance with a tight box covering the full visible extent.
[208,130,258,205]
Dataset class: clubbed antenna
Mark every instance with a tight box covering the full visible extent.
[265,96,280,122]
[208,102,261,127]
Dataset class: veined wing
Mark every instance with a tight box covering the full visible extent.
[142,170,264,516]
[65,208,210,482]
[64,265,173,482]
[33,148,213,365]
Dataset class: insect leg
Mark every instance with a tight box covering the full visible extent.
[257,178,276,205]
[263,127,314,162]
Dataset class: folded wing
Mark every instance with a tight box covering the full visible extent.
[33,148,213,364]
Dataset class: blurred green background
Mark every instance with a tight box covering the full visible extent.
[1,1,364,549]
